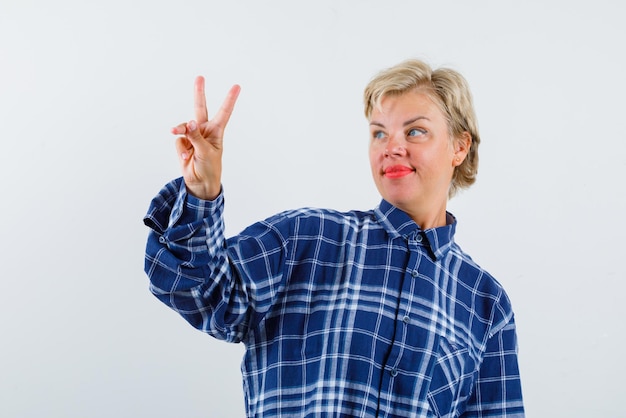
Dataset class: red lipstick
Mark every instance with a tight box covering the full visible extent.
[384,165,414,178]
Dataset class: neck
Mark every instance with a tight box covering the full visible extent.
[411,210,448,230]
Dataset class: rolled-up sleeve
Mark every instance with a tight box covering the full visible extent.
[143,178,247,342]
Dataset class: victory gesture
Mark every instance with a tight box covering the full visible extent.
[172,76,241,200]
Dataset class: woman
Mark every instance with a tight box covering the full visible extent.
[144,59,524,417]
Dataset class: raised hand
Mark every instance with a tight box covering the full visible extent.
[172,76,241,200]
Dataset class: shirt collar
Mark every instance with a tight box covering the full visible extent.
[373,199,457,260]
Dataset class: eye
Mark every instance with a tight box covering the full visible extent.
[372,130,386,140]
[407,128,426,138]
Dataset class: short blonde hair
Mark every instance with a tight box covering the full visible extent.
[364,59,480,197]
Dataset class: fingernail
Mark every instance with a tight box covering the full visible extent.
[188,120,197,132]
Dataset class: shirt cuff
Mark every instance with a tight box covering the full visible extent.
[143,177,224,234]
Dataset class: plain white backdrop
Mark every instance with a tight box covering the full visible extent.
[1,1,625,416]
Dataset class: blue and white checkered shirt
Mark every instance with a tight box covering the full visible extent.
[144,178,524,417]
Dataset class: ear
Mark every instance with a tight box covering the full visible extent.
[452,131,472,166]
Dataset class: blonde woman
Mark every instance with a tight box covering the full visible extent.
[144,59,524,417]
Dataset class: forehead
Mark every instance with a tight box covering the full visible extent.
[372,89,447,121]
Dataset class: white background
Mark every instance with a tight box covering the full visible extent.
[1,1,625,417]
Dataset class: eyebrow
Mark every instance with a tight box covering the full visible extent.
[369,116,430,128]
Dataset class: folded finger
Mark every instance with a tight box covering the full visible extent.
[175,136,194,161]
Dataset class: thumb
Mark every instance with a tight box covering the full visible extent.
[184,120,206,147]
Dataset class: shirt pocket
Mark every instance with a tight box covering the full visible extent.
[426,336,476,418]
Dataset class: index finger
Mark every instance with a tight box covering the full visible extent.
[194,76,208,124]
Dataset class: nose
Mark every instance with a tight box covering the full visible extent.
[384,135,407,157]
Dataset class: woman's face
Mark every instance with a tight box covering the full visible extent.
[368,90,467,227]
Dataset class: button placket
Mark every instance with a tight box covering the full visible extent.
[385,233,420,382]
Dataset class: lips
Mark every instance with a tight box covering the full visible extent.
[384,165,414,179]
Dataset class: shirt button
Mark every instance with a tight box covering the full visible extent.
[411,270,418,278]
[390,368,398,377]
[159,236,167,244]
[402,315,410,324]
[415,234,423,243]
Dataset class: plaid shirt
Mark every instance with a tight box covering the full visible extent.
[144,178,524,417]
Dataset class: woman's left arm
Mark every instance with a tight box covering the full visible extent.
[464,316,525,417]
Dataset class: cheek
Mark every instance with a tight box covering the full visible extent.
[428,142,454,163]
[368,146,380,166]
[368,157,378,177]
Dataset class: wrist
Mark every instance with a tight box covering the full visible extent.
[186,183,221,201]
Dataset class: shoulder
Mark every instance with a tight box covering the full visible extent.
[236,207,378,244]
[264,207,376,230]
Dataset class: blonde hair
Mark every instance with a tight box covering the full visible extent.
[364,59,480,197]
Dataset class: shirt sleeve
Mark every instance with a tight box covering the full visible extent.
[143,178,288,343]
[463,312,525,417]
